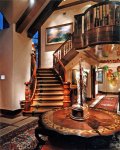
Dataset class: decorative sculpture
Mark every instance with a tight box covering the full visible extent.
[71,58,89,121]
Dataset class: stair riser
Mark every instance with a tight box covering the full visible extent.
[37,84,62,87]
[35,94,64,96]
[31,104,63,107]
[37,70,54,73]
[37,80,60,82]
[36,89,63,92]
[37,77,58,80]
[35,91,64,94]
[37,74,55,77]
[33,96,64,100]
[33,100,63,103]
[33,98,63,101]
[37,68,53,71]
[37,82,61,84]
[37,73,55,75]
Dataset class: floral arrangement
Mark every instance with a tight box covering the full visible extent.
[103,65,120,86]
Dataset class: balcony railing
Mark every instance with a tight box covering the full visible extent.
[73,1,120,49]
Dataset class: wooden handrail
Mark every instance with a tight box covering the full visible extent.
[24,53,37,111]
[53,33,73,82]
[53,54,67,82]
[30,53,37,102]
[53,33,72,54]
[53,33,73,60]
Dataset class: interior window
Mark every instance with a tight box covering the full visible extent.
[0,12,9,30]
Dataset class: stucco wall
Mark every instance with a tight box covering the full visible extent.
[13,25,31,110]
[0,26,13,110]
[0,0,31,110]
[0,24,31,110]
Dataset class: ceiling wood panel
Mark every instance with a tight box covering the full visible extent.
[56,0,89,10]
[27,0,63,38]
[16,0,45,33]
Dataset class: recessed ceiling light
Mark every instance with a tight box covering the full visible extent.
[30,0,35,6]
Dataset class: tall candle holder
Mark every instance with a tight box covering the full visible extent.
[70,59,89,121]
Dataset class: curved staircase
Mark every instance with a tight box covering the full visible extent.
[30,68,64,113]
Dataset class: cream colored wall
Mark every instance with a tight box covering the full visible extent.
[41,1,96,68]
[0,26,13,110]
[98,63,120,93]
[0,24,31,110]
[13,25,31,110]
[0,1,31,110]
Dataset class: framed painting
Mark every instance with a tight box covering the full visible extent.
[97,69,103,83]
[46,23,73,45]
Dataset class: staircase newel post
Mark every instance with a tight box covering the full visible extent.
[24,82,31,111]
[63,82,71,107]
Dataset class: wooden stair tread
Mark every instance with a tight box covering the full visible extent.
[31,102,63,107]
[35,92,64,96]
[37,68,53,70]
[23,68,64,114]
[37,70,53,72]
[37,73,55,75]
[33,97,63,101]
[37,84,62,86]
[38,80,60,82]
[37,73,55,76]
[36,88,63,90]
[37,77,57,79]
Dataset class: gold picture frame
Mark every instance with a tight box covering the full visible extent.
[46,23,73,45]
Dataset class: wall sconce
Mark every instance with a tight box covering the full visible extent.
[0,75,5,80]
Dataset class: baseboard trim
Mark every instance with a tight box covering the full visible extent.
[98,91,119,95]
[0,109,22,116]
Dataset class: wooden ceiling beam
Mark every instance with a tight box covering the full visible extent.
[56,0,89,10]
[16,0,45,33]
[27,0,63,38]
[56,0,103,10]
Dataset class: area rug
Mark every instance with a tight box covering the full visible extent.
[1,126,38,150]
[94,97,118,112]
[0,120,41,150]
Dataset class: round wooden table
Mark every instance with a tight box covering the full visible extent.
[36,107,120,149]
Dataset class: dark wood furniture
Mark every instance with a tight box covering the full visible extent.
[35,107,120,149]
